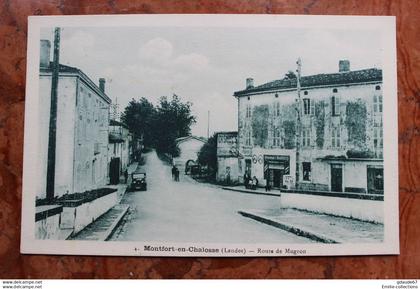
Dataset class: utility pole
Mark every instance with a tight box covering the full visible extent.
[295,58,302,189]
[46,27,61,201]
[207,110,210,139]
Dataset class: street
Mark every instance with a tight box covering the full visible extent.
[111,150,312,243]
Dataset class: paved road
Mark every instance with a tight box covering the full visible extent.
[112,150,312,243]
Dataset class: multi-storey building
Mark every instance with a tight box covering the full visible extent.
[233,60,384,194]
[37,39,111,200]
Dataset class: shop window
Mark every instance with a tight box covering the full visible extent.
[302,162,311,181]
[367,166,384,194]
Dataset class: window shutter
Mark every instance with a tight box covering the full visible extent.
[310,99,315,115]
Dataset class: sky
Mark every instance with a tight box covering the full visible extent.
[40,26,382,138]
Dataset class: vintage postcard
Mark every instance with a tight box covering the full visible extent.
[21,14,398,256]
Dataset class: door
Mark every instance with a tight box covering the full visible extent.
[331,164,343,192]
[110,157,120,185]
[270,169,284,188]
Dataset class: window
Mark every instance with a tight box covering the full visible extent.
[333,88,338,93]
[245,104,252,118]
[245,130,252,146]
[272,127,281,147]
[303,98,314,115]
[303,98,310,115]
[375,85,381,90]
[373,126,383,158]
[373,94,383,113]
[274,102,280,117]
[302,128,311,147]
[331,127,341,148]
[331,96,340,116]
[304,91,308,95]
[302,162,311,181]
[367,166,384,194]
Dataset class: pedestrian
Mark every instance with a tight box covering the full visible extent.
[244,172,250,189]
[265,178,271,192]
[124,169,128,184]
[251,176,258,190]
[171,165,177,181]
[175,167,180,182]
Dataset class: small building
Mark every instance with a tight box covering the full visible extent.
[108,119,132,184]
[173,136,207,172]
[233,60,384,195]
[216,132,240,184]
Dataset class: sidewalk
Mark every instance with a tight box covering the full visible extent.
[70,204,129,241]
[222,185,281,197]
[70,162,138,241]
[238,208,383,243]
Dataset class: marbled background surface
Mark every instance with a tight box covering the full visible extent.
[0,0,419,279]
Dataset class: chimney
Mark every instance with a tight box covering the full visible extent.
[339,60,350,72]
[99,78,106,93]
[246,78,254,89]
[40,40,51,68]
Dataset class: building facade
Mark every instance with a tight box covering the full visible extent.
[173,136,207,172]
[216,132,240,184]
[233,60,384,194]
[108,119,132,184]
[36,39,111,200]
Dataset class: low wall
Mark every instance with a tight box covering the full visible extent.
[35,205,63,239]
[280,192,383,223]
[60,191,118,234]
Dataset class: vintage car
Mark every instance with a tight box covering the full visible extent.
[129,168,147,191]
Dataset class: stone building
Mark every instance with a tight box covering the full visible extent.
[233,60,384,194]
[35,39,116,239]
[37,40,111,200]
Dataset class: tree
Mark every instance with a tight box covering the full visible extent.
[121,97,155,147]
[121,94,196,156]
[151,94,196,156]
[197,134,218,178]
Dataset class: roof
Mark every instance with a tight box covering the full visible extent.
[234,68,382,97]
[175,135,207,144]
[40,62,112,104]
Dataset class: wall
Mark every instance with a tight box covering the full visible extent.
[173,138,205,167]
[35,212,61,240]
[60,191,118,234]
[217,157,240,183]
[73,78,110,194]
[281,192,384,223]
[37,75,77,199]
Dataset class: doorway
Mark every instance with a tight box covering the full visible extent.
[331,164,343,192]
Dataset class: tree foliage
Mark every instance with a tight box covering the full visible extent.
[121,97,155,147]
[197,134,218,176]
[121,94,196,156]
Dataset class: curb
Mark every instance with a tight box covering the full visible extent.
[102,205,130,241]
[222,187,281,197]
[238,210,339,244]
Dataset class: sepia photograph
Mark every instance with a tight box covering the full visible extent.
[21,15,398,256]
